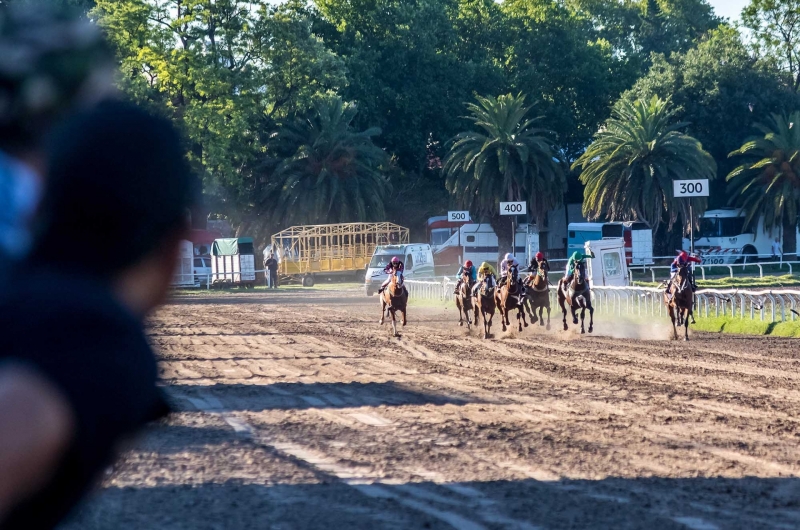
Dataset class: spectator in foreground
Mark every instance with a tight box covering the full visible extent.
[0,3,113,265]
[0,101,195,529]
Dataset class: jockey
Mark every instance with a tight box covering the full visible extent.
[497,252,522,291]
[474,261,497,295]
[666,250,701,295]
[378,256,404,293]
[528,251,550,273]
[453,259,477,294]
[564,250,595,284]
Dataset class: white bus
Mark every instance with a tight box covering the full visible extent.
[684,208,791,264]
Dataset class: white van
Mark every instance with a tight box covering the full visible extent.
[585,238,629,287]
[364,244,435,296]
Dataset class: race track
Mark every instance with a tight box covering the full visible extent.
[61,287,800,529]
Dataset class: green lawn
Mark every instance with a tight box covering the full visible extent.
[633,274,800,290]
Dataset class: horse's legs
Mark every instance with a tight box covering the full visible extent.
[588,304,594,334]
[457,301,464,327]
[683,308,690,341]
[579,306,586,334]
[558,293,568,331]
[390,309,397,336]
[380,299,386,325]
[668,305,678,340]
[545,305,551,331]
[571,303,579,325]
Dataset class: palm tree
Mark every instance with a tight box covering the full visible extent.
[727,112,800,256]
[443,93,565,260]
[264,97,391,226]
[573,96,716,236]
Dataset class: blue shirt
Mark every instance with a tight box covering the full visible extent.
[0,150,41,260]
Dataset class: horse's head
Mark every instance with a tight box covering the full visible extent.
[573,261,587,287]
[391,270,403,289]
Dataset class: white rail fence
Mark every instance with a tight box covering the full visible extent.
[404,279,800,324]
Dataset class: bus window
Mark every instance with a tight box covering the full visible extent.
[430,228,451,246]
[603,252,621,277]
[720,217,745,237]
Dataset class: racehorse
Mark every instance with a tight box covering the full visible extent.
[523,262,551,330]
[472,277,496,339]
[380,271,407,337]
[455,271,474,329]
[557,261,593,334]
[495,265,528,333]
[664,262,694,341]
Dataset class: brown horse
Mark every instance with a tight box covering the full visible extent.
[495,265,528,333]
[472,276,496,339]
[664,263,694,341]
[380,272,407,337]
[523,262,551,330]
[455,271,474,329]
[557,261,593,334]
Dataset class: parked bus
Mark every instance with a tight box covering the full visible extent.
[432,223,539,276]
[568,222,653,265]
[685,208,798,264]
[426,215,471,249]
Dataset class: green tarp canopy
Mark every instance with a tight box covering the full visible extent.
[212,237,254,256]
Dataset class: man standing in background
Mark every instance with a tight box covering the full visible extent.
[0,3,114,267]
[772,237,782,261]
[265,252,279,288]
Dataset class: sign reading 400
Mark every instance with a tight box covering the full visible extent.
[500,201,527,215]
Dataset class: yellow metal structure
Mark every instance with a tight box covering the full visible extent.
[271,222,410,279]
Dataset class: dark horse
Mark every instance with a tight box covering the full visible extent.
[455,271,474,329]
[664,263,694,341]
[472,276,496,339]
[523,262,551,330]
[495,265,528,333]
[380,271,407,337]
[557,261,593,334]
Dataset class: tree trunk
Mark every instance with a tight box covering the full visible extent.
[784,215,797,258]
[488,213,514,267]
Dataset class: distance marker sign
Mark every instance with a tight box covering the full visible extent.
[673,179,709,198]
[447,211,469,222]
[499,201,526,215]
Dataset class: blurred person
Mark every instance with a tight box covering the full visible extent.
[772,237,782,261]
[452,259,476,294]
[265,251,279,289]
[0,100,195,529]
[0,2,113,264]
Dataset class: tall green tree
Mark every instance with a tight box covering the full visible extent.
[443,93,565,259]
[92,0,345,225]
[574,96,716,251]
[502,0,625,160]
[262,97,391,226]
[743,0,800,92]
[727,112,800,255]
[623,27,800,204]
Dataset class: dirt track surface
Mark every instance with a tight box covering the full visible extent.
[61,288,800,530]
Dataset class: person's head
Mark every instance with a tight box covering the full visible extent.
[571,251,580,260]
[679,250,688,261]
[31,100,196,316]
[504,252,513,261]
[464,259,473,268]
[535,251,544,261]
[391,256,400,265]
[0,3,114,169]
